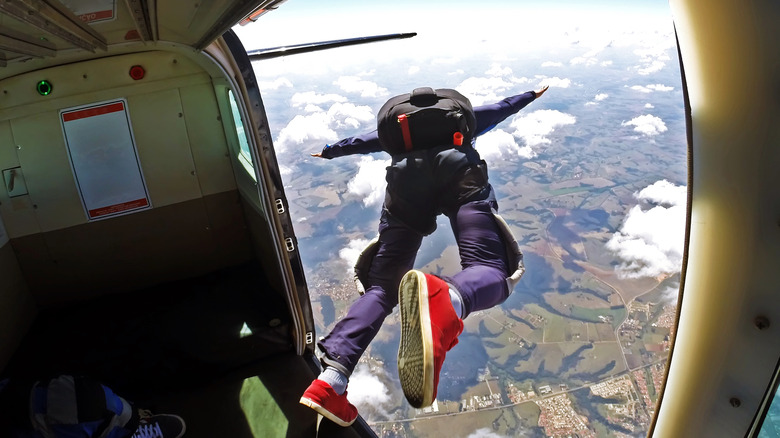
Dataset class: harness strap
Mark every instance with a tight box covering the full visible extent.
[397,114,413,151]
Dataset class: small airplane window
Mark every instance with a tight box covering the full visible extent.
[756,382,780,437]
[228,89,253,165]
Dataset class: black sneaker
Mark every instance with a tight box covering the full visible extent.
[131,414,186,438]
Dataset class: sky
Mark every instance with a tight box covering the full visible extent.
[233,0,687,290]
[236,0,673,45]
[234,0,676,73]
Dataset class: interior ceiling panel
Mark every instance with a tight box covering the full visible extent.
[0,0,287,80]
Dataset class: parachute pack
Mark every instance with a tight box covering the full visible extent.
[377,87,476,155]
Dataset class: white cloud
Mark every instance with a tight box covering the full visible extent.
[303,103,322,113]
[622,114,667,136]
[634,46,673,60]
[485,63,512,77]
[467,426,535,437]
[568,38,612,67]
[645,103,655,109]
[334,76,389,98]
[629,85,652,93]
[587,93,608,106]
[275,102,374,152]
[458,77,505,93]
[467,429,509,438]
[570,56,598,66]
[509,109,576,148]
[607,180,687,279]
[636,179,687,205]
[660,284,680,305]
[346,365,392,421]
[456,76,516,106]
[634,46,672,75]
[408,65,420,75]
[327,102,375,130]
[258,77,292,91]
[637,60,667,75]
[275,112,338,153]
[347,156,389,207]
[290,91,346,107]
[647,84,673,92]
[538,76,572,88]
[477,129,535,160]
[338,237,372,270]
[630,84,673,93]
[541,61,563,67]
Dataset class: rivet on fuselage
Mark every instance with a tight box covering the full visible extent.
[754,316,770,330]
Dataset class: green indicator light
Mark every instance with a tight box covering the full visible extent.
[37,80,52,96]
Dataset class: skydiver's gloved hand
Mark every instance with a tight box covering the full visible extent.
[311,152,323,158]
[534,85,549,99]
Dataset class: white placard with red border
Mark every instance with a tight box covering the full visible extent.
[61,0,115,23]
[61,99,151,221]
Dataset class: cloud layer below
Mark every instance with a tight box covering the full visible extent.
[347,365,393,421]
[607,180,687,279]
[511,110,577,148]
[347,157,390,207]
[622,114,667,136]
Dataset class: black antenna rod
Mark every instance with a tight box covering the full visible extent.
[247,32,416,61]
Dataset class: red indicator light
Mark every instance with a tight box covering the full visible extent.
[129,65,145,80]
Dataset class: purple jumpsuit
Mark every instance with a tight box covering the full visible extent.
[317,91,538,376]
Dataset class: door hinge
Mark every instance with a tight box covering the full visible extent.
[275,198,285,214]
[285,237,295,252]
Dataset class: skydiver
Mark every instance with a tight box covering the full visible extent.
[300,85,549,426]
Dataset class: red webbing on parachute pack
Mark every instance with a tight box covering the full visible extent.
[397,114,413,151]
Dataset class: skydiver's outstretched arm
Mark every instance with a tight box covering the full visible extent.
[312,86,550,158]
[311,130,383,159]
[473,86,549,137]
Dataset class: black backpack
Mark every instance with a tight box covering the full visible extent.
[377,87,476,155]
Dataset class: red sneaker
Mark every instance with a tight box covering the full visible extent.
[397,270,464,408]
[299,379,358,427]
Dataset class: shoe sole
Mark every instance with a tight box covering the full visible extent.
[398,270,434,408]
[299,396,356,427]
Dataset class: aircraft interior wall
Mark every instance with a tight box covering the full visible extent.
[0,50,260,306]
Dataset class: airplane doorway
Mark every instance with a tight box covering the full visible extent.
[235,1,686,435]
